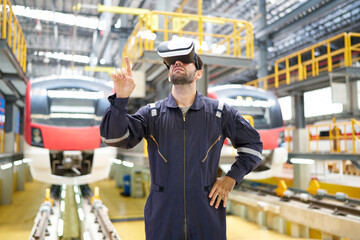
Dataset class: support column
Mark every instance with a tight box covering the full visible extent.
[118,31,129,62]
[0,165,13,205]
[3,98,15,204]
[155,0,173,41]
[14,162,25,191]
[19,107,24,152]
[4,98,15,153]
[292,92,311,190]
[257,40,268,79]
[256,0,268,88]
[197,64,209,97]
[350,81,360,115]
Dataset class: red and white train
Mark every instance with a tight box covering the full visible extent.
[24,76,116,185]
[208,84,288,179]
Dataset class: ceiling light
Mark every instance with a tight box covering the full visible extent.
[290,158,314,164]
[1,163,13,170]
[115,18,121,28]
[34,19,42,32]
[12,5,99,30]
[47,90,104,99]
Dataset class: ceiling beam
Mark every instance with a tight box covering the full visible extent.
[255,0,345,40]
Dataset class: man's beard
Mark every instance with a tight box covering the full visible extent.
[169,69,196,85]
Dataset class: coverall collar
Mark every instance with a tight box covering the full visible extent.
[166,91,205,110]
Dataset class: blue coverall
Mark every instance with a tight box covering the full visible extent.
[100,92,263,240]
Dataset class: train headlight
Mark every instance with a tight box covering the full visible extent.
[31,127,44,147]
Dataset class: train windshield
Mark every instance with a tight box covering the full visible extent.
[30,87,107,127]
[210,86,283,129]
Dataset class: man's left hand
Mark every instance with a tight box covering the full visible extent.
[209,176,236,209]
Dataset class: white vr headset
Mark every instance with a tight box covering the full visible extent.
[157,39,201,70]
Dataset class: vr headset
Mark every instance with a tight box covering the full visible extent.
[157,39,201,70]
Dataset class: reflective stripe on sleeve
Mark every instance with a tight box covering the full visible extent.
[237,147,264,160]
[101,130,129,144]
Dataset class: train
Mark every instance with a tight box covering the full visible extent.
[208,84,288,180]
[24,76,117,185]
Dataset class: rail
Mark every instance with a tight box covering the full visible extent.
[0,0,27,73]
[239,181,360,216]
[122,10,253,65]
[95,207,118,240]
[32,210,49,240]
[245,32,360,90]
[285,118,360,154]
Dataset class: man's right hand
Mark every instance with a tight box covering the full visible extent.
[111,56,136,98]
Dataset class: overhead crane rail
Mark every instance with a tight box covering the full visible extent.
[245,32,360,90]
[0,0,27,73]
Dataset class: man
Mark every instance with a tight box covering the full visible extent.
[100,39,263,240]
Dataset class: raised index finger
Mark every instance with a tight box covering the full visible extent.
[124,56,132,77]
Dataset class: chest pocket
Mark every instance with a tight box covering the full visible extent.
[201,100,224,163]
[202,134,221,163]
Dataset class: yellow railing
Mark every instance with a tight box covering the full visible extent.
[351,119,360,154]
[285,118,360,154]
[245,32,360,90]
[0,0,27,73]
[284,126,296,153]
[122,10,253,65]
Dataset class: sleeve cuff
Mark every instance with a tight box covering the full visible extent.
[108,93,129,111]
[226,171,245,185]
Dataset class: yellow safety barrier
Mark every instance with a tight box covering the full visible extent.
[0,0,27,73]
[245,32,360,90]
[285,118,360,154]
[284,126,295,153]
[91,186,101,204]
[83,66,115,76]
[13,172,17,193]
[15,133,20,153]
[122,10,254,65]
[0,128,4,153]
[242,115,254,127]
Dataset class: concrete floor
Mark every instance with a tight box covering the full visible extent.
[0,178,308,240]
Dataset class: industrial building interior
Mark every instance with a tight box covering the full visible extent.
[0,0,360,239]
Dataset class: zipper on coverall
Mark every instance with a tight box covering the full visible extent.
[183,113,187,240]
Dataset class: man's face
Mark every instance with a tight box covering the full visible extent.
[169,60,197,85]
